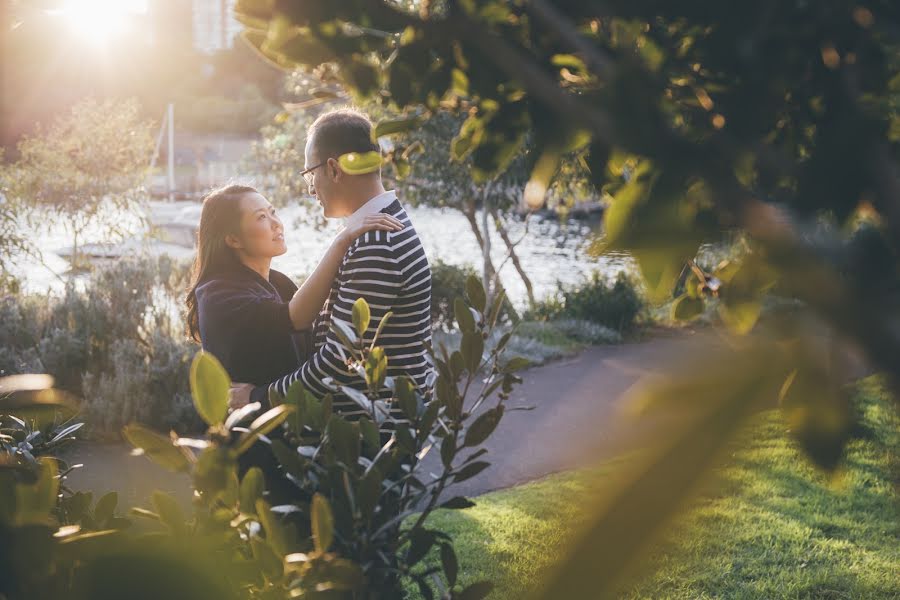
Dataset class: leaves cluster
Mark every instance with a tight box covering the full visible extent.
[233,1,900,596]
[0,277,525,599]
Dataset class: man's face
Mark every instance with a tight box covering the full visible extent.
[304,134,349,218]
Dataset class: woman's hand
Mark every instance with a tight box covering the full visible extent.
[341,213,404,244]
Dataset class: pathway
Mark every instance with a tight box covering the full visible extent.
[56,330,723,509]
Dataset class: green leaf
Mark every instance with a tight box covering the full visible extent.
[465,275,487,313]
[405,527,435,566]
[194,447,235,497]
[450,351,466,379]
[672,295,705,322]
[437,375,461,419]
[251,537,283,579]
[352,297,371,338]
[240,467,265,514]
[462,332,485,373]
[501,357,531,373]
[453,460,490,483]
[393,156,411,180]
[551,53,587,72]
[338,151,383,175]
[235,404,295,456]
[129,507,160,521]
[372,116,422,141]
[523,145,563,210]
[358,415,381,450]
[55,529,125,562]
[190,351,230,426]
[256,499,288,556]
[454,296,476,333]
[365,346,388,391]
[15,457,58,524]
[122,423,190,473]
[332,319,359,350]
[152,490,187,537]
[358,467,383,519]
[779,363,852,471]
[457,581,494,600]
[371,311,393,348]
[327,415,360,468]
[93,491,118,524]
[271,439,305,477]
[464,406,504,447]
[311,493,334,553]
[441,437,455,468]
[395,377,419,421]
[441,543,459,587]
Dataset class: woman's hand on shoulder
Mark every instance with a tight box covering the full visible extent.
[342,214,404,244]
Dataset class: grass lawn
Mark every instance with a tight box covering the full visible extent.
[408,377,899,599]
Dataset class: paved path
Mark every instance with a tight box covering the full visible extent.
[57,330,716,510]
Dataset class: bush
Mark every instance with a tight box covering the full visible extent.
[0,256,197,437]
[430,258,516,331]
[0,280,525,600]
[527,271,643,332]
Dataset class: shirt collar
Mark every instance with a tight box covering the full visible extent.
[343,190,397,230]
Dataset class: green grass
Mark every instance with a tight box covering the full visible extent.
[408,377,900,599]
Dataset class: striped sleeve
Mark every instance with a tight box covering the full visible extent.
[270,231,402,398]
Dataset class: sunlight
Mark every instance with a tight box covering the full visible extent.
[49,0,147,44]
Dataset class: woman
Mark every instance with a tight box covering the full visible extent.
[186,184,402,384]
[184,184,402,502]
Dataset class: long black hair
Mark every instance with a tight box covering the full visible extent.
[185,184,257,342]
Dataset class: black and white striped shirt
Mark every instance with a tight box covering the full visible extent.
[268,196,433,420]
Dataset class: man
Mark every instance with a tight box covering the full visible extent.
[231,108,433,417]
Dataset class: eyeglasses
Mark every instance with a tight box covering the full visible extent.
[300,161,325,189]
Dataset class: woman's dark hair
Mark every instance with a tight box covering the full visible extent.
[185,184,257,342]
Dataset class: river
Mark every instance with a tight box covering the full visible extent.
[13,201,633,308]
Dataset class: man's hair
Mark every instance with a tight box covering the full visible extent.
[308,107,379,162]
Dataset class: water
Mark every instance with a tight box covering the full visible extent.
[13,202,633,308]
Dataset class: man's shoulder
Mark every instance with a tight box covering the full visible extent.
[352,201,420,251]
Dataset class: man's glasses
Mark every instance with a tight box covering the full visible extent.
[300,161,325,188]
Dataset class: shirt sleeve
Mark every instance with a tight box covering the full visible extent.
[267,235,403,400]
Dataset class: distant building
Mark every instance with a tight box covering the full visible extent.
[192,0,242,53]
[147,0,193,51]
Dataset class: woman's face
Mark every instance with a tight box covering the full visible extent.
[227,192,286,258]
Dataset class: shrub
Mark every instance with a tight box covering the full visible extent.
[527,271,643,332]
[0,256,196,437]
[430,258,516,331]
[0,279,525,600]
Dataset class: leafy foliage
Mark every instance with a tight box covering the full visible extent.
[0,278,521,599]
[234,1,900,594]
[0,257,197,437]
[430,259,515,331]
[526,271,643,332]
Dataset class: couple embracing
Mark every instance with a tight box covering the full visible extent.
[184,108,433,500]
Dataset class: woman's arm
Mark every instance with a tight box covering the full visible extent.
[287,213,404,329]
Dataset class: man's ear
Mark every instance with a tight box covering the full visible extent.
[224,233,243,250]
[327,157,342,182]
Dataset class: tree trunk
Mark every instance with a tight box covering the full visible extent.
[481,188,493,304]
[462,198,497,293]
[490,206,536,306]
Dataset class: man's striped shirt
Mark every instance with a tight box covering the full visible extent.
[269,198,433,420]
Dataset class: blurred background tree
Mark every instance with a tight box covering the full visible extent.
[1,98,154,268]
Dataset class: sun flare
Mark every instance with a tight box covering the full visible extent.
[52,0,147,44]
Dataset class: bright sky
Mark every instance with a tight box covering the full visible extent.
[48,0,148,44]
